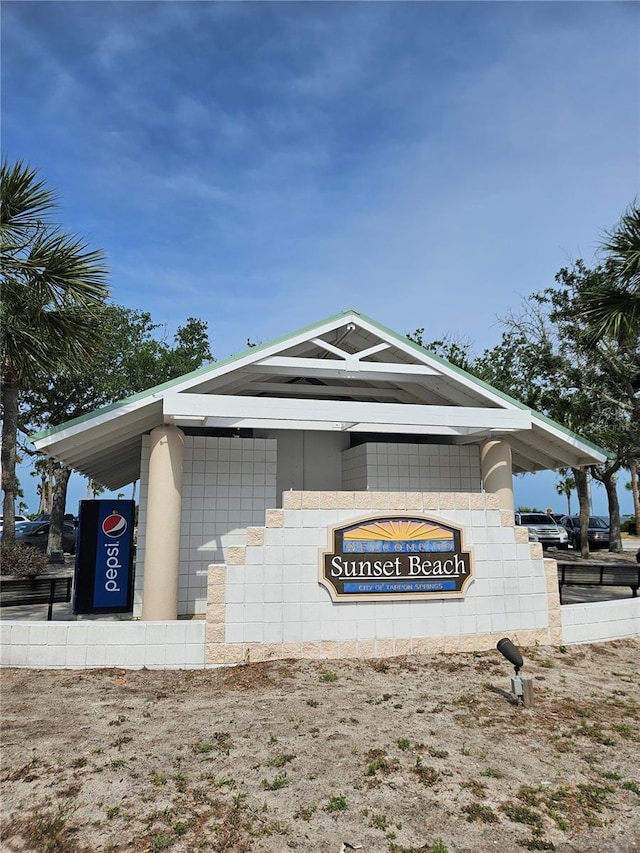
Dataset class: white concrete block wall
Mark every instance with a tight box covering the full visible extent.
[222,494,545,648]
[136,436,277,617]
[342,445,368,490]
[0,621,206,669]
[561,598,640,644]
[342,443,482,492]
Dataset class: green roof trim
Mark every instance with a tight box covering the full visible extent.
[29,306,608,460]
[29,309,360,443]
[346,311,609,458]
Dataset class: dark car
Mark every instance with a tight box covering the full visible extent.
[12,520,77,554]
[560,515,610,550]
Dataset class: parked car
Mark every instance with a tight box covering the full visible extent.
[0,515,28,533]
[9,520,77,554]
[560,515,610,550]
[514,512,569,549]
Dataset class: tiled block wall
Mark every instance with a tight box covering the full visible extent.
[341,445,368,490]
[206,491,560,665]
[135,436,277,617]
[342,443,481,492]
[561,598,640,644]
[0,621,205,669]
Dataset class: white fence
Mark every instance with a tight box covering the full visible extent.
[560,598,640,645]
[0,620,205,669]
[1,599,639,669]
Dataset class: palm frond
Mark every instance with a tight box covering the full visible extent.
[0,158,57,233]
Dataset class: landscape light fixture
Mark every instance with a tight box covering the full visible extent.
[496,637,534,707]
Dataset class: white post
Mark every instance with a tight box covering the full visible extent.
[141,425,185,621]
[481,439,514,512]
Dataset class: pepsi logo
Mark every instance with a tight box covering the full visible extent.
[102,512,128,538]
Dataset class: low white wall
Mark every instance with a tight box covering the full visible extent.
[0,620,205,669]
[1,600,638,670]
[561,597,640,644]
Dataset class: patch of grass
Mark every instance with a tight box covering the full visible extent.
[320,670,338,682]
[110,758,126,769]
[501,803,544,830]
[453,694,478,706]
[389,843,449,853]
[598,770,622,780]
[261,771,289,791]
[577,721,615,746]
[266,753,296,768]
[365,750,390,776]
[397,738,411,751]
[192,742,214,755]
[150,771,168,786]
[481,767,504,779]
[173,771,187,792]
[325,794,348,812]
[106,806,120,819]
[413,757,439,787]
[150,835,173,851]
[462,778,487,799]
[612,723,637,740]
[293,804,316,820]
[4,801,81,853]
[518,785,542,807]
[370,812,390,830]
[622,781,640,796]
[427,746,449,759]
[518,840,556,851]
[462,803,498,824]
[576,783,614,811]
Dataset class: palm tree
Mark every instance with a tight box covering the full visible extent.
[555,471,576,517]
[1,159,109,541]
[577,202,640,342]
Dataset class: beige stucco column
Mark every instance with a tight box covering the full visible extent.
[480,439,514,512]
[141,425,185,620]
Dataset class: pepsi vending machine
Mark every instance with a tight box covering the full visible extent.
[73,500,135,614]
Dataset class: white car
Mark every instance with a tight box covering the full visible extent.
[0,514,29,533]
[515,512,569,550]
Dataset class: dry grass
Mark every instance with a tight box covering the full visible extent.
[2,640,640,852]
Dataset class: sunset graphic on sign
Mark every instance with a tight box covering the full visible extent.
[321,515,472,599]
[343,519,454,543]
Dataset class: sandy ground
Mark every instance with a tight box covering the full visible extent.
[2,638,640,853]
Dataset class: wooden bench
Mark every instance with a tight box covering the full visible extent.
[0,575,72,620]
[557,562,640,603]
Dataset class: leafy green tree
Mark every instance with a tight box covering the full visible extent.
[476,263,634,554]
[1,159,109,542]
[22,305,213,549]
[407,330,475,371]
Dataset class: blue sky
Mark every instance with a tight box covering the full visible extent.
[3,0,638,516]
